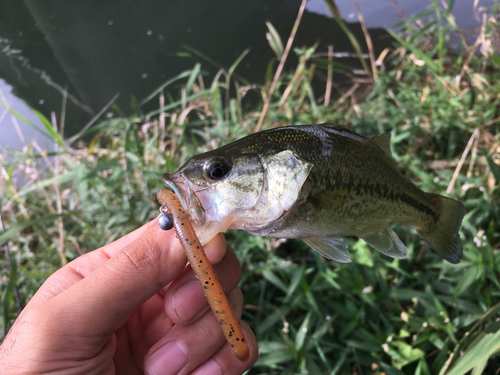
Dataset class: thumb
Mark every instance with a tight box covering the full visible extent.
[43,219,226,338]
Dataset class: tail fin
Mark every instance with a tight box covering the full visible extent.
[418,194,466,264]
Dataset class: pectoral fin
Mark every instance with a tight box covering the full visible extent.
[302,236,351,263]
[360,228,408,259]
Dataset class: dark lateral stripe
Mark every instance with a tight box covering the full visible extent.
[346,180,438,221]
[397,192,438,221]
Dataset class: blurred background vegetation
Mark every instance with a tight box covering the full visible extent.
[1,1,500,374]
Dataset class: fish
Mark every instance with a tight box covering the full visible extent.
[162,122,466,264]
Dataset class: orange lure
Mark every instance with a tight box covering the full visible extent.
[157,189,250,362]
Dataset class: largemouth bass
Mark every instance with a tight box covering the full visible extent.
[162,123,465,264]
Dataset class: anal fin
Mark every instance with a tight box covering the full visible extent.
[302,236,351,263]
[360,228,408,259]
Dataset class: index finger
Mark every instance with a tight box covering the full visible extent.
[33,221,226,338]
[28,218,227,307]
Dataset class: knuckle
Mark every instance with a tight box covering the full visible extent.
[120,232,162,275]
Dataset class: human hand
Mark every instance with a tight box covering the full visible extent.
[0,219,257,374]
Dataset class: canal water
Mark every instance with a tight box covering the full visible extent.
[0,0,495,148]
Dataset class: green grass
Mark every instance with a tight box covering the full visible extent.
[1,3,500,374]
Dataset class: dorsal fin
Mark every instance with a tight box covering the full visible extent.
[370,133,393,158]
[321,121,350,131]
[320,122,366,143]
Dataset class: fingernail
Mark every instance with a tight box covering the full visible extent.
[147,341,187,375]
[191,360,222,375]
[172,280,208,323]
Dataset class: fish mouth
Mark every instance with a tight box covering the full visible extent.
[162,173,207,225]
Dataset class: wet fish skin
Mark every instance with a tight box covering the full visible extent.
[163,122,466,264]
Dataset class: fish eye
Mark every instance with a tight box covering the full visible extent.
[204,158,231,181]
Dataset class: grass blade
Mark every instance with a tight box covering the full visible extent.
[1,254,18,338]
[185,63,201,95]
[388,29,440,72]
[295,313,311,350]
[445,329,500,375]
[0,103,57,143]
[266,21,284,59]
[228,48,250,77]
[0,214,67,245]
[323,0,370,74]
[32,109,64,147]
[140,69,194,105]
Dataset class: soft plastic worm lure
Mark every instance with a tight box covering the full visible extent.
[157,189,250,362]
